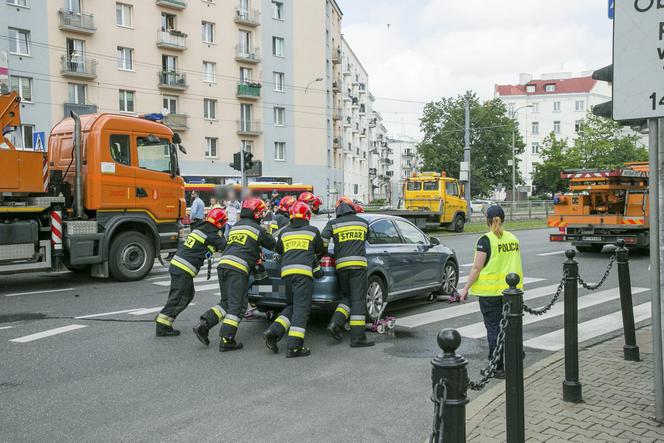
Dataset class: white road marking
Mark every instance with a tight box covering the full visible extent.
[536,250,567,257]
[397,283,561,329]
[75,309,142,319]
[0,326,15,330]
[152,275,212,286]
[129,303,197,316]
[10,324,87,343]
[456,287,649,339]
[460,263,473,267]
[4,288,74,297]
[524,302,652,351]
[457,276,544,285]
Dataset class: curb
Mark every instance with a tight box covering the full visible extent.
[432,225,551,238]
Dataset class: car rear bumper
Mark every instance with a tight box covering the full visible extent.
[248,274,341,311]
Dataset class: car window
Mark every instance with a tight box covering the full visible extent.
[394,219,428,245]
[423,181,439,191]
[368,219,402,245]
[445,182,459,197]
[110,134,130,166]
[406,181,421,191]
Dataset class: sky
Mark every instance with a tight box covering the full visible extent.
[335,0,614,138]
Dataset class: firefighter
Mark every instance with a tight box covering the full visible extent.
[323,196,374,347]
[458,205,523,378]
[268,195,296,234]
[155,208,227,337]
[263,201,324,357]
[194,197,276,350]
[298,192,323,215]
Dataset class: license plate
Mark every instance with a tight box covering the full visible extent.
[582,236,602,242]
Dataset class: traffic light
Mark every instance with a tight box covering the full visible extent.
[592,64,613,119]
[230,152,242,171]
[243,151,254,170]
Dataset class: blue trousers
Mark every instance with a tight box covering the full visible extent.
[479,296,504,370]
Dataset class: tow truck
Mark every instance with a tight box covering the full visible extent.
[0,91,186,280]
[548,162,649,252]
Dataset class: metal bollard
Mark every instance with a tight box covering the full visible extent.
[431,329,469,443]
[562,249,582,403]
[503,273,525,443]
[615,239,640,361]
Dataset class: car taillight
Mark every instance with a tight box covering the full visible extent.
[550,235,565,242]
[320,256,336,267]
[622,237,638,245]
[559,227,565,233]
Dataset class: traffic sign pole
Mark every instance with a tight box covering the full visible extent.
[240,145,247,194]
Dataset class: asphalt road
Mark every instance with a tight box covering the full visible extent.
[0,227,652,442]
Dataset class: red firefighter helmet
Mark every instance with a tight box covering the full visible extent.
[278,195,297,214]
[354,202,365,213]
[311,195,323,213]
[290,201,312,221]
[298,192,315,205]
[335,196,355,209]
[242,197,267,220]
[206,208,228,229]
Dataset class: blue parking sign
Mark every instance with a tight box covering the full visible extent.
[608,0,614,19]
[33,131,46,152]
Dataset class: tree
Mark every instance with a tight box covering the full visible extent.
[418,92,525,198]
[531,134,578,195]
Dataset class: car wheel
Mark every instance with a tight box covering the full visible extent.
[453,215,465,233]
[575,244,604,253]
[435,260,459,295]
[108,232,154,281]
[366,275,387,322]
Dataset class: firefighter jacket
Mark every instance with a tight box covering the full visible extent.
[170,222,226,277]
[321,203,368,270]
[218,216,276,274]
[269,212,289,234]
[276,219,325,279]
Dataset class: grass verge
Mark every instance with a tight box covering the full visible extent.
[432,219,549,236]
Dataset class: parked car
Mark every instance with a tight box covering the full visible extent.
[248,214,459,321]
[470,199,494,215]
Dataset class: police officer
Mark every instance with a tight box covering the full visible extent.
[268,195,296,234]
[155,208,227,337]
[263,202,324,357]
[323,196,374,347]
[194,197,276,351]
[458,205,523,378]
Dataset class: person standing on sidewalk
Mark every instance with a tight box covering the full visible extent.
[224,192,240,237]
[458,205,523,377]
[189,191,205,228]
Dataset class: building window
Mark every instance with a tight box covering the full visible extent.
[532,142,540,155]
[10,124,34,150]
[162,95,178,114]
[575,120,583,133]
[526,85,536,93]
[205,137,218,158]
[117,47,133,71]
[8,28,30,56]
[203,61,216,83]
[544,84,556,92]
[553,121,561,134]
[274,107,285,126]
[353,184,359,195]
[116,3,133,27]
[239,67,252,83]
[161,12,176,31]
[65,0,80,12]
[241,140,253,154]
[119,89,134,112]
[67,83,86,104]
[575,100,585,112]
[553,101,561,112]
[272,36,285,57]
[7,0,29,7]
[201,21,215,44]
[274,142,285,161]
[531,102,539,113]
[10,76,32,102]
[531,121,539,135]
[240,104,253,129]
[272,0,284,19]
[204,98,217,120]
[273,72,284,92]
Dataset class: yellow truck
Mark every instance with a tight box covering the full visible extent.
[383,172,468,231]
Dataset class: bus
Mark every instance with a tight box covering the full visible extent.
[184,182,314,207]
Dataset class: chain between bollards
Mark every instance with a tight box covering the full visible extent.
[503,273,525,443]
[562,249,582,403]
[615,239,640,362]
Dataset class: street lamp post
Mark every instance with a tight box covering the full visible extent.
[304,77,323,94]
[511,105,533,202]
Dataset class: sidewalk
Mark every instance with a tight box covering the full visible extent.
[466,328,664,442]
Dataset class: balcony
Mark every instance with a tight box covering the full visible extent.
[234,8,261,27]
[332,108,342,121]
[164,113,188,131]
[343,68,351,77]
[359,105,366,115]
[235,46,261,64]
[380,157,393,165]
[331,47,342,65]
[60,56,97,80]
[343,117,351,128]
[403,150,415,159]
[236,120,262,136]
[236,82,261,99]
[332,80,341,93]
[58,9,96,34]
[386,170,394,177]
[157,30,187,50]
[155,0,187,10]
[63,103,97,118]
[369,168,377,176]
[158,70,188,90]
[333,138,341,149]
[360,128,367,137]
[359,83,366,94]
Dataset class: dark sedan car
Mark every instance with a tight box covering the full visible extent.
[249,214,459,321]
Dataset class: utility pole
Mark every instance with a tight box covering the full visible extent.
[463,93,471,205]
[512,129,516,202]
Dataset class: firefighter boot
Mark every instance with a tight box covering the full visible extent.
[156,323,180,337]
[326,322,343,342]
[350,337,375,348]
[286,346,311,358]
[219,336,243,352]
[263,330,279,354]
[193,320,210,346]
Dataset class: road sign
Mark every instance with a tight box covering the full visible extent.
[613,1,664,120]
[33,131,46,152]
[608,0,614,19]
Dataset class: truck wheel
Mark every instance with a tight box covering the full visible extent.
[575,244,604,253]
[108,232,155,281]
[453,215,465,233]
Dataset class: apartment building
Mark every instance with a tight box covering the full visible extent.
[386,135,420,207]
[495,72,611,193]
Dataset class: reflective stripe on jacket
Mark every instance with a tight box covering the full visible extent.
[321,214,368,270]
[170,223,226,277]
[218,218,276,274]
[470,230,523,296]
[276,220,324,279]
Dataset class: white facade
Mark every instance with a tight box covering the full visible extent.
[386,135,421,207]
[495,72,611,193]
[368,110,390,202]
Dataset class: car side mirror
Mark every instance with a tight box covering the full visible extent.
[429,237,440,246]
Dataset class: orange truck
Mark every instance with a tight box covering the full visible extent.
[0,91,186,281]
[548,162,649,252]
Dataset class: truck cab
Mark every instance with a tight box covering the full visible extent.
[402,172,468,231]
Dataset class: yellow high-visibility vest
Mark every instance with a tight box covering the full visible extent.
[470,230,523,296]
